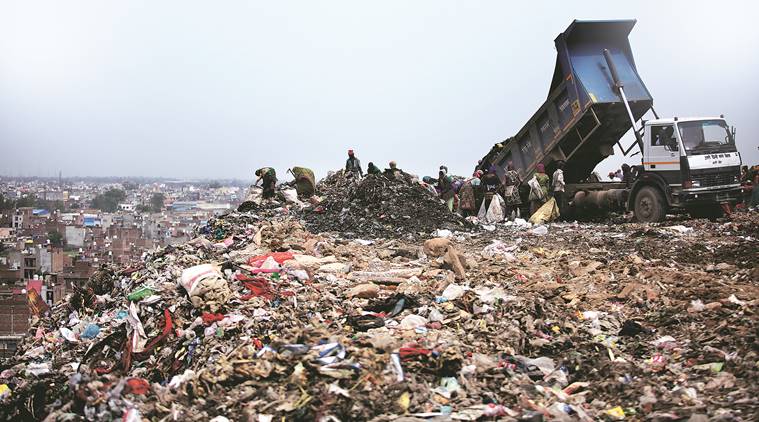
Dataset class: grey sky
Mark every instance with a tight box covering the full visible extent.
[1,1,757,181]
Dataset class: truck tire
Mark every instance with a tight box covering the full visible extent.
[633,186,666,223]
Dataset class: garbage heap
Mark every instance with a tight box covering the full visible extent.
[304,172,467,239]
[1,209,758,421]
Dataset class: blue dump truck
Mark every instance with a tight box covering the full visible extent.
[479,20,743,222]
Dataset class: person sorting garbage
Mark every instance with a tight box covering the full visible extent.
[255,166,277,200]
[367,162,382,175]
[384,161,403,180]
[288,166,316,199]
[438,166,455,212]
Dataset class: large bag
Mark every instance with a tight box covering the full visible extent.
[528,176,546,202]
[478,194,505,223]
[529,197,559,225]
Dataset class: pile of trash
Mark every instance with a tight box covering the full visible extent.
[304,172,468,238]
[1,207,758,420]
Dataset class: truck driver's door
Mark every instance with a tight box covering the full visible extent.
[645,124,681,184]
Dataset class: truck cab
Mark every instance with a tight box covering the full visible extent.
[633,117,742,220]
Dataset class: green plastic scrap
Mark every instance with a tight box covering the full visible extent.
[127,286,155,302]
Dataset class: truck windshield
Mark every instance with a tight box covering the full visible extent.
[677,120,735,154]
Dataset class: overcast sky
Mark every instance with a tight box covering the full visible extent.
[1,1,757,182]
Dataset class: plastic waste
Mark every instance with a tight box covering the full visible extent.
[433,229,453,238]
[127,286,155,302]
[481,239,518,260]
[179,264,232,311]
[126,378,150,395]
[483,403,510,417]
[529,197,559,224]
[25,362,51,376]
[60,327,78,343]
[477,194,506,223]
[168,370,196,389]
[81,324,101,339]
[441,283,466,301]
[399,314,428,330]
[605,406,626,420]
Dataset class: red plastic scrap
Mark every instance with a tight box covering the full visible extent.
[201,312,226,325]
[247,252,294,268]
[133,308,174,361]
[125,378,151,395]
[241,280,274,301]
[95,366,113,374]
[398,346,433,360]
[235,273,258,282]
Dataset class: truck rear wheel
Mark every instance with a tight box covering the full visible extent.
[634,186,666,223]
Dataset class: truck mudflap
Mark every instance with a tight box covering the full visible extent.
[676,185,742,205]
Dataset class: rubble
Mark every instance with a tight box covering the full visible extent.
[0,206,757,420]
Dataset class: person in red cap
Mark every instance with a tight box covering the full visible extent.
[345,149,363,178]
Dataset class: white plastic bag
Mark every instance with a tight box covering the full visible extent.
[282,188,300,204]
[485,194,506,223]
[180,264,221,297]
[528,176,546,201]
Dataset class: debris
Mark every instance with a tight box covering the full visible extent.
[1,206,757,421]
[304,172,468,238]
[346,283,380,298]
[179,264,232,311]
[81,323,101,339]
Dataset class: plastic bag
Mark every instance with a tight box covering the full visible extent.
[486,194,505,223]
[179,264,232,311]
[477,194,505,223]
[529,197,559,224]
[528,176,546,201]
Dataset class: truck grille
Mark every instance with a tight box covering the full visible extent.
[693,172,737,187]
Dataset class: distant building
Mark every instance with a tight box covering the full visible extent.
[0,287,30,359]
[65,226,86,247]
[43,191,65,201]
[12,208,33,230]
[82,214,101,227]
[0,228,14,240]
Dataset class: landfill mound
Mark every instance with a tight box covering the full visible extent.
[1,210,758,421]
[304,172,468,238]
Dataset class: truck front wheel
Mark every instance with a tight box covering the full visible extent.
[634,186,666,222]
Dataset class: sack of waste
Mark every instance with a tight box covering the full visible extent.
[529,197,559,225]
[179,264,232,312]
